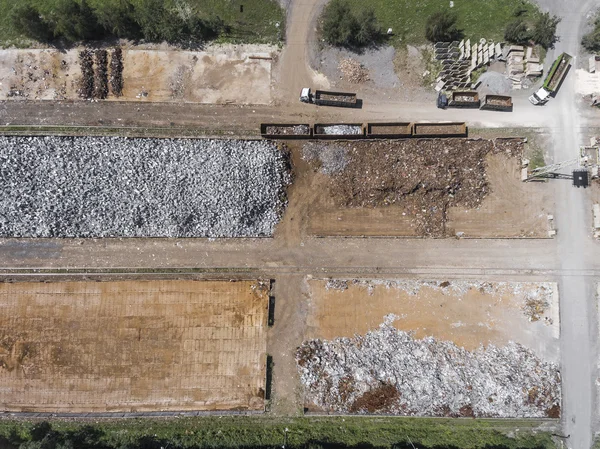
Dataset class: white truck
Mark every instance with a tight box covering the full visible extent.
[529,53,572,105]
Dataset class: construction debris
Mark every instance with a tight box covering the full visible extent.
[93,49,109,100]
[303,138,524,236]
[317,125,362,135]
[303,142,348,174]
[339,58,369,83]
[296,316,560,417]
[265,125,310,136]
[109,47,124,97]
[78,49,94,99]
[0,137,291,238]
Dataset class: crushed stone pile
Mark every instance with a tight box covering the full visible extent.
[302,138,523,236]
[318,125,362,135]
[0,136,291,238]
[303,142,348,174]
[339,58,369,83]
[266,125,310,136]
[296,317,560,417]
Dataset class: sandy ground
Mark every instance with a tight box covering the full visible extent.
[305,279,560,362]
[0,279,268,412]
[0,45,275,104]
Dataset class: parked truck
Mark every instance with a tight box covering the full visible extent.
[529,53,572,105]
[300,88,358,108]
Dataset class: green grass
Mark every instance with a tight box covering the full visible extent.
[0,416,559,449]
[0,0,285,48]
[343,0,542,46]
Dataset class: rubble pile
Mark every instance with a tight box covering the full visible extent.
[78,49,94,99]
[303,138,523,236]
[303,142,348,174]
[93,49,109,100]
[265,125,310,136]
[296,318,560,417]
[318,125,362,135]
[110,47,124,97]
[339,58,369,83]
[169,65,190,99]
[0,137,291,238]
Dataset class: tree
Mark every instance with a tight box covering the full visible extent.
[582,16,600,52]
[355,7,381,47]
[320,0,358,47]
[504,19,531,45]
[9,3,53,42]
[425,11,461,43]
[93,0,141,39]
[320,0,380,48]
[531,12,561,49]
[49,0,104,42]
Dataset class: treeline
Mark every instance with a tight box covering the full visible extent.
[9,0,226,45]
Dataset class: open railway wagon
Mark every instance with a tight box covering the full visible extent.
[413,122,467,137]
[448,91,481,108]
[260,124,312,139]
[481,95,513,112]
[313,123,365,139]
[366,122,413,138]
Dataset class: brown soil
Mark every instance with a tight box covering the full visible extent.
[0,279,268,412]
[413,123,465,135]
[349,383,400,413]
[305,279,560,360]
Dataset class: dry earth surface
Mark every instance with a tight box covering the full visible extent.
[0,45,275,105]
[0,279,268,412]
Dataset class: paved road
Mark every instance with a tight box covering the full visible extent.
[540,0,600,447]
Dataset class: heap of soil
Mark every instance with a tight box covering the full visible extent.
[309,138,523,236]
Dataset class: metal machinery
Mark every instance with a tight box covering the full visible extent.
[522,146,599,188]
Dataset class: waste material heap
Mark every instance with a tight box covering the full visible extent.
[0,136,291,238]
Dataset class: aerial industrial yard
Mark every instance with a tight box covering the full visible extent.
[0,0,599,448]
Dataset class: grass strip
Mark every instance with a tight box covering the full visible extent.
[0,416,558,449]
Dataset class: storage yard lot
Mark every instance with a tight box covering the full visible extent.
[298,279,560,417]
[0,279,268,412]
[0,47,274,104]
[296,138,552,238]
[0,136,290,238]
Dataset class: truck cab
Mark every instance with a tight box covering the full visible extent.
[300,87,311,103]
[529,87,550,105]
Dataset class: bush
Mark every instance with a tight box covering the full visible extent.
[583,16,600,52]
[9,0,223,45]
[9,3,53,42]
[504,19,531,45]
[531,12,560,49]
[320,0,381,48]
[425,11,461,43]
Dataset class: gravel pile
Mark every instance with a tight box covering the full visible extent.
[317,125,362,135]
[478,71,512,95]
[296,317,561,417]
[0,137,291,238]
[303,142,348,175]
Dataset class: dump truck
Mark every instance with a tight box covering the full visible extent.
[300,88,358,108]
[480,95,513,111]
[529,53,572,105]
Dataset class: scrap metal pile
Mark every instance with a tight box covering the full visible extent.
[296,317,560,417]
[80,47,123,99]
[0,137,291,238]
[303,138,523,236]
